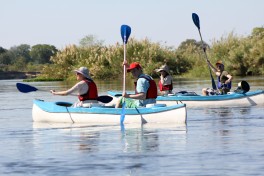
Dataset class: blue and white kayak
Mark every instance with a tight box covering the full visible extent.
[32,99,187,124]
[108,90,264,107]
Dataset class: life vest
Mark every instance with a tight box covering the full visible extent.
[78,79,98,101]
[158,76,173,91]
[134,74,157,99]
[217,72,232,89]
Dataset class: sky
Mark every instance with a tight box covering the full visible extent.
[1,0,264,50]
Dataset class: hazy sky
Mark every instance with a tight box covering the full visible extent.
[1,0,263,49]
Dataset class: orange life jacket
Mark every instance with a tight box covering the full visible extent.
[78,79,98,101]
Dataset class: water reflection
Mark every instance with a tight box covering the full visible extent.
[122,127,159,152]
[78,131,100,151]
[33,123,187,154]
[120,124,187,153]
[203,106,252,118]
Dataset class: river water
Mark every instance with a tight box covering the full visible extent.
[0,77,263,176]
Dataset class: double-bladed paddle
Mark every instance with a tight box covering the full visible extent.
[120,24,131,124]
[192,13,217,90]
[16,83,113,103]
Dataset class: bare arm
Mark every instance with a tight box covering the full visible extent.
[122,92,146,100]
[225,74,233,84]
[50,90,68,96]
[160,74,164,84]
[50,81,86,96]
[206,60,217,73]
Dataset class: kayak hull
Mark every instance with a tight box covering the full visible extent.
[32,99,187,124]
[108,90,264,107]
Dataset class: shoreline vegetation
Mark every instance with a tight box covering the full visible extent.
[1,27,263,81]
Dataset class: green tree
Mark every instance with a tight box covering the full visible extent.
[30,44,58,64]
[0,52,12,65]
[9,44,31,63]
[0,47,9,65]
[79,35,104,47]
[0,47,7,54]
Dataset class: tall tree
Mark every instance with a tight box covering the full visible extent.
[0,47,7,54]
[9,44,31,63]
[79,35,104,47]
[30,44,58,64]
[0,52,12,65]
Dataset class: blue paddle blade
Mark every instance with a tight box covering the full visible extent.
[120,102,126,124]
[192,13,200,30]
[16,83,38,93]
[121,25,131,44]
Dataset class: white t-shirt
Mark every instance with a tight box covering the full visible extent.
[161,75,173,85]
[66,80,89,95]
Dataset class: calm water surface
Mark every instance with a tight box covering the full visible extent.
[0,77,263,176]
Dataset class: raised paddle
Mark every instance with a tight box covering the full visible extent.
[16,83,113,103]
[120,24,131,124]
[192,13,217,90]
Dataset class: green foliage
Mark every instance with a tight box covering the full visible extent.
[0,52,12,65]
[30,44,58,64]
[2,27,264,80]
[40,27,264,80]
[9,57,27,71]
[79,35,104,47]
[9,44,31,63]
[210,28,264,76]
[39,45,79,80]
[0,47,7,54]
[23,78,64,82]
[41,38,197,80]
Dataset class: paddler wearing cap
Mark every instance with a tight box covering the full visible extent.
[202,60,233,95]
[115,61,157,108]
[155,64,173,95]
[50,66,99,107]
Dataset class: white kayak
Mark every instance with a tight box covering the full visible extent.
[32,99,187,124]
[108,90,264,107]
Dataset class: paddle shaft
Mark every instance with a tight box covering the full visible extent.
[123,40,126,92]
[135,107,147,124]
[120,35,127,124]
[120,25,131,125]
[196,21,217,90]
[198,30,215,78]
[16,83,112,103]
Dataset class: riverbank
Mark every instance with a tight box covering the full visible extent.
[0,71,40,80]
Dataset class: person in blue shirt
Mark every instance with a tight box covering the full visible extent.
[115,62,157,108]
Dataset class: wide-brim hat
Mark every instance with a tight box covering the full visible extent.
[74,67,91,79]
[155,65,170,74]
[127,62,142,72]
